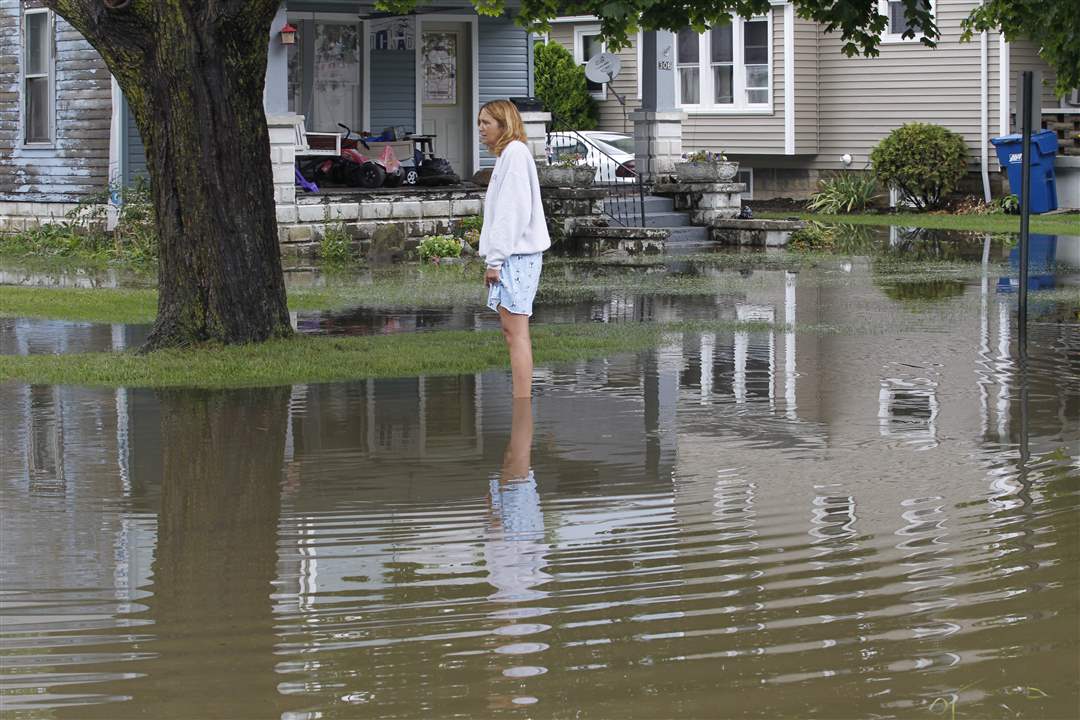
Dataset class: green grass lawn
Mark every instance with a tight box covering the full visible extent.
[757,211,1080,236]
[0,320,788,389]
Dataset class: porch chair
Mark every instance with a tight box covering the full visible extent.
[293,116,340,157]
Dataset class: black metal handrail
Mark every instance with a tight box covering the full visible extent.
[545,126,646,227]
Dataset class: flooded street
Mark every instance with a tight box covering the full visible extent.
[1,233,1078,718]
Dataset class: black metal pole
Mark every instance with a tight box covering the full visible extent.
[1018,71,1032,360]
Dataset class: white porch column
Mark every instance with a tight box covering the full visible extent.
[631,110,686,182]
[633,30,684,183]
[265,5,296,216]
[267,115,297,209]
[108,76,123,230]
[520,111,551,162]
[265,4,290,115]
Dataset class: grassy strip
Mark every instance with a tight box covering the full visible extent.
[0,286,158,324]
[0,321,791,389]
[756,211,1080,236]
[0,281,480,325]
[0,258,1023,326]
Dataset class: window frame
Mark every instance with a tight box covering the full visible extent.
[880,0,935,44]
[21,7,56,148]
[674,12,773,115]
[573,25,607,101]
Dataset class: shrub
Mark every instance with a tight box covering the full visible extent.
[533,41,598,131]
[869,123,969,210]
[788,221,834,251]
[806,172,879,213]
[417,234,463,262]
[996,193,1020,214]
[0,178,158,264]
[456,215,482,249]
[320,223,354,264]
[682,149,727,163]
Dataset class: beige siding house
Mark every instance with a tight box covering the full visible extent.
[548,0,1068,201]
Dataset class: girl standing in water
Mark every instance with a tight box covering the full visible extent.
[476,99,550,399]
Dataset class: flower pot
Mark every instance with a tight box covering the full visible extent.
[675,161,740,183]
[537,164,596,187]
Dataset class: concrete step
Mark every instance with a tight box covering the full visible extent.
[643,211,690,228]
[643,195,674,213]
[664,226,711,243]
[601,195,674,214]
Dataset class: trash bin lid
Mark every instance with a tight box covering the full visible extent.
[1033,129,1059,154]
[990,130,1058,154]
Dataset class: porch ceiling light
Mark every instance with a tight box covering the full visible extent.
[280,23,298,45]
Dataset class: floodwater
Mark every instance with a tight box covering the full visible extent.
[1,230,1079,719]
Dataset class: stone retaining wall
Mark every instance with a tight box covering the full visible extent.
[277,187,485,259]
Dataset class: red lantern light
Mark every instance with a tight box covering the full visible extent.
[280,23,297,45]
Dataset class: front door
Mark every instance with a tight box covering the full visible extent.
[421,22,472,178]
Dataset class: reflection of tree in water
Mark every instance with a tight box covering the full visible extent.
[108,388,295,719]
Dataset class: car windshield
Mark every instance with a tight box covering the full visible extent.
[599,137,635,154]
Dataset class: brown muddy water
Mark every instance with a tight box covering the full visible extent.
[1,235,1079,719]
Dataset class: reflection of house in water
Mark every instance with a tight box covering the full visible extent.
[0,320,155,609]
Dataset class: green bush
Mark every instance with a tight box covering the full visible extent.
[455,215,482,249]
[788,221,834,251]
[869,123,969,210]
[533,41,598,131]
[996,193,1019,214]
[320,223,355,264]
[807,171,879,213]
[417,234,463,262]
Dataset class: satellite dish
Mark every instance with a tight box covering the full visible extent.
[585,53,622,85]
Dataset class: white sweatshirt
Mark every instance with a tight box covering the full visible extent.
[479,140,551,270]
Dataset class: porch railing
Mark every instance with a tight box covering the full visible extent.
[545,126,646,227]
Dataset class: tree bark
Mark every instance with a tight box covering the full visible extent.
[48,0,292,349]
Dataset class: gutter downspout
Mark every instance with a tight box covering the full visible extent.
[980,17,991,202]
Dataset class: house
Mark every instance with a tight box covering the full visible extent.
[546,0,1078,206]
[0,1,546,245]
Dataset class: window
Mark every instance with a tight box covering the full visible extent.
[574,26,605,99]
[676,15,771,111]
[881,0,934,42]
[22,8,54,145]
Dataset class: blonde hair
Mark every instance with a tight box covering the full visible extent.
[479,99,528,156]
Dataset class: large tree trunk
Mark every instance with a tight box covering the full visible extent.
[49,1,292,350]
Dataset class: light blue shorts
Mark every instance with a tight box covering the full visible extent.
[487,252,543,317]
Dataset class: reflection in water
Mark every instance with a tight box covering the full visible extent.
[1,247,1078,718]
[486,399,551,706]
[25,385,66,495]
[117,389,292,719]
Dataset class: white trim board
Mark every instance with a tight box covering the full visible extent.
[362,19,371,133]
[783,4,794,155]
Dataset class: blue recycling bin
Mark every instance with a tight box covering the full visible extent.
[991,130,1059,213]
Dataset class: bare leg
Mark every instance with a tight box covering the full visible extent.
[498,306,533,399]
[502,398,533,479]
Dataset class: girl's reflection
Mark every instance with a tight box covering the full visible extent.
[485,398,549,603]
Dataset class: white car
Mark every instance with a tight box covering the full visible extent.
[546,131,637,183]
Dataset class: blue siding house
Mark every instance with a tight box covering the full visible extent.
[1,1,538,231]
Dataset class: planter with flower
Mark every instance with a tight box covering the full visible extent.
[537,153,596,188]
[675,150,739,183]
[417,234,465,264]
